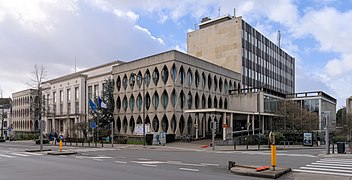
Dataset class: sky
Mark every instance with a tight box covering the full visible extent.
[0,0,351,109]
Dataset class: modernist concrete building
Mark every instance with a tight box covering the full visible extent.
[347,96,352,115]
[12,89,37,134]
[0,98,12,139]
[42,61,121,138]
[188,15,295,96]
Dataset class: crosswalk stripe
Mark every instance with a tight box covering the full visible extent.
[0,154,15,158]
[21,152,43,156]
[9,153,30,157]
[306,164,352,170]
[316,161,352,165]
[293,169,352,177]
[300,166,352,173]
[312,162,352,167]
[321,158,352,161]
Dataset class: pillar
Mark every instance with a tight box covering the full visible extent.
[195,113,199,139]
[252,115,255,135]
[262,116,265,134]
[247,114,250,133]
[223,112,226,140]
[230,113,234,139]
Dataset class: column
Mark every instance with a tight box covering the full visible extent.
[247,114,250,133]
[203,113,206,138]
[262,116,265,134]
[223,112,226,140]
[195,113,199,139]
[252,115,255,135]
[230,113,234,139]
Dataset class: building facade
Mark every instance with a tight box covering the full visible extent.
[0,98,12,139]
[347,96,352,115]
[12,89,37,134]
[42,61,121,138]
[187,15,295,95]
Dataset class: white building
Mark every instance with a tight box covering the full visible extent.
[0,98,12,139]
[42,61,121,138]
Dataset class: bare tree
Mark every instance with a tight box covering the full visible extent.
[27,65,46,150]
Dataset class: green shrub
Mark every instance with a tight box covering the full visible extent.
[127,139,143,145]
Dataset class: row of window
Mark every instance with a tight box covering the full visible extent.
[116,91,228,111]
[12,108,30,118]
[116,64,239,93]
[13,120,31,130]
[12,96,32,107]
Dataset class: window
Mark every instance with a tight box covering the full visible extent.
[214,76,217,91]
[195,93,199,109]
[122,75,128,90]
[153,116,159,132]
[88,86,92,99]
[187,92,192,109]
[179,90,185,109]
[122,96,128,111]
[161,90,168,109]
[207,95,212,108]
[116,96,121,110]
[145,92,151,110]
[129,95,135,111]
[171,89,176,108]
[94,85,99,98]
[179,66,185,85]
[161,66,169,84]
[224,79,228,94]
[136,94,142,111]
[202,72,206,88]
[67,89,71,114]
[219,78,223,93]
[171,64,177,82]
[187,68,192,86]
[202,94,206,108]
[137,71,143,88]
[207,74,212,90]
[129,74,135,89]
[152,67,159,85]
[145,70,151,87]
[152,92,159,110]
[195,70,200,87]
[116,76,121,91]
[75,87,79,113]
[161,115,168,132]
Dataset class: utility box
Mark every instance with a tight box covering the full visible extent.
[337,142,345,154]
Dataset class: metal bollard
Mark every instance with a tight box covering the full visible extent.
[228,161,236,170]
[332,143,335,154]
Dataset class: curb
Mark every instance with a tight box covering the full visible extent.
[47,151,77,155]
[230,166,291,179]
[25,149,52,152]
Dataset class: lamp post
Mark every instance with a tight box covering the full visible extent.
[131,73,146,146]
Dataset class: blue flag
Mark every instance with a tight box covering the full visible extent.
[98,96,107,109]
[88,98,97,111]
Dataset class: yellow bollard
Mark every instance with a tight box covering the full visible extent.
[60,140,63,152]
[271,145,276,171]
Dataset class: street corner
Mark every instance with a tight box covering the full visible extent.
[47,150,77,155]
[228,161,291,179]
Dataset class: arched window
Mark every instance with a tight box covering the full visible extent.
[129,94,135,111]
[123,117,128,133]
[219,77,223,93]
[224,79,228,94]
[145,70,151,87]
[195,70,200,88]
[202,72,206,88]
[187,116,193,134]
[161,65,169,84]
[145,92,151,110]
[207,74,212,90]
[187,92,192,109]
[122,75,128,90]
[129,74,135,89]
[214,96,218,108]
[219,97,223,109]
[195,93,199,109]
[214,76,218,91]
[229,80,233,90]
[136,94,142,111]
[130,117,135,133]
[171,89,176,108]
[179,115,185,135]
[116,117,121,133]
[207,95,212,108]
[153,115,159,132]
[179,66,185,85]
[116,96,121,110]
[116,76,121,91]
[179,90,185,109]
[187,68,192,86]
[171,115,176,133]
[171,64,177,82]
[161,115,168,132]
[137,71,143,88]
[137,116,142,124]
[152,67,159,85]
[202,94,206,108]
[161,90,168,109]
[152,92,159,110]
[122,96,128,111]
[224,98,228,109]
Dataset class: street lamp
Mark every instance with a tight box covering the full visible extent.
[131,72,146,146]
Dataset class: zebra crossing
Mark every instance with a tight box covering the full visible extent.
[0,151,45,158]
[294,158,352,177]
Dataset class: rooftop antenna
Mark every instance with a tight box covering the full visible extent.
[218,7,221,17]
[277,30,281,48]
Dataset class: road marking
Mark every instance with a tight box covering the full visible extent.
[300,166,352,173]
[0,154,15,158]
[114,161,127,164]
[162,146,205,152]
[60,155,67,157]
[293,169,352,177]
[316,161,352,165]
[130,161,165,164]
[10,153,30,157]
[90,156,113,159]
[200,163,220,166]
[312,162,352,167]
[138,158,151,161]
[321,158,352,161]
[240,151,316,157]
[306,164,352,170]
[93,159,103,161]
[142,164,157,167]
[179,168,199,172]
[21,152,43,156]
[81,153,89,155]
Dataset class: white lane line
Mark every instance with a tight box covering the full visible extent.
[60,155,67,158]
[179,168,199,172]
[90,156,113,159]
[0,154,16,158]
[10,153,30,157]
[200,163,220,166]
[114,161,127,164]
[300,166,352,173]
[21,152,43,156]
[306,164,352,170]
[81,153,89,155]
[93,159,103,161]
[312,162,352,167]
[322,158,352,161]
[138,158,151,161]
[142,164,157,167]
[240,152,316,157]
[293,169,352,177]
[130,161,165,164]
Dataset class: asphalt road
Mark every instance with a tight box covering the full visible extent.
[0,141,349,180]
